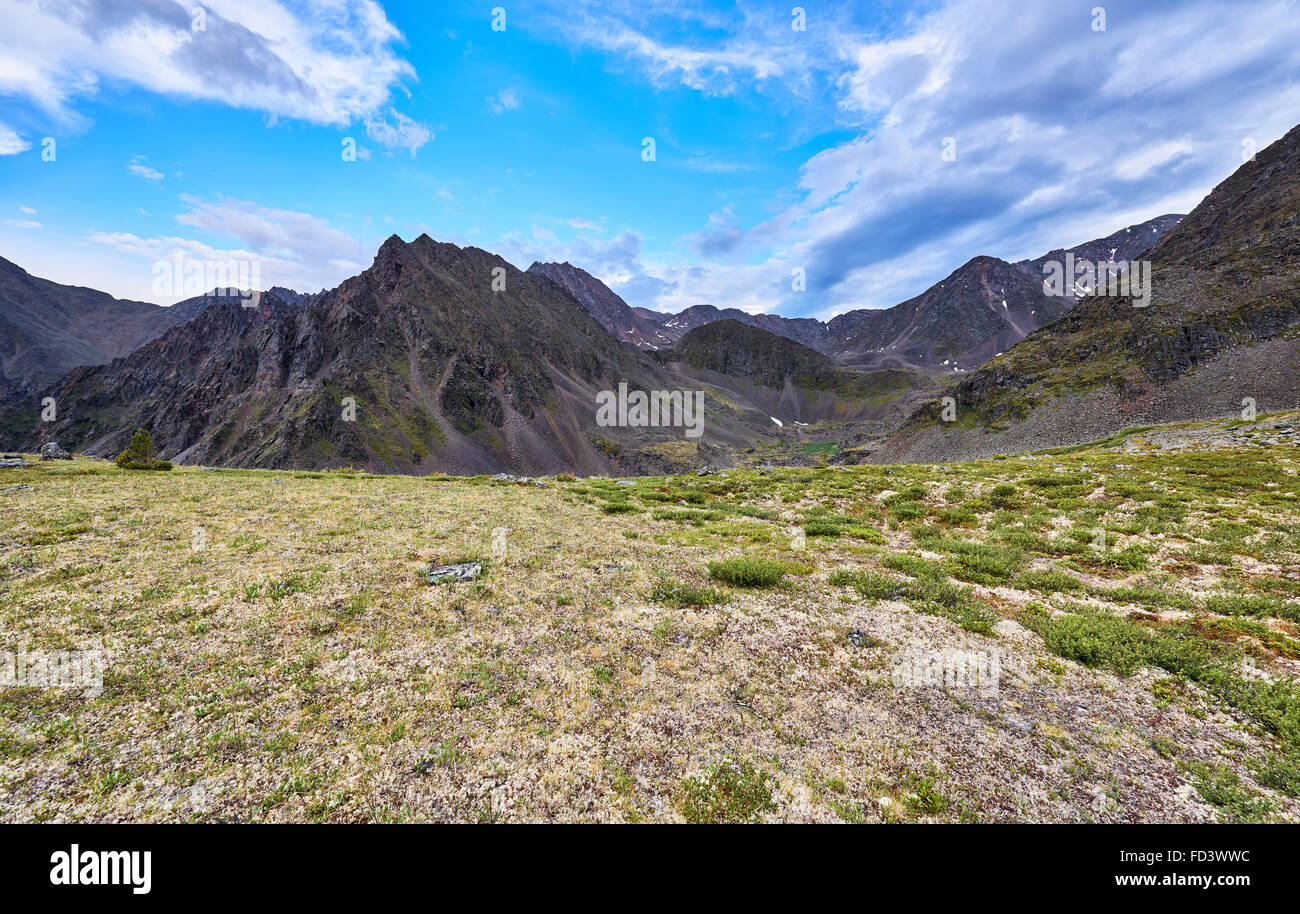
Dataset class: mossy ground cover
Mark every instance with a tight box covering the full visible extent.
[1,411,1298,822]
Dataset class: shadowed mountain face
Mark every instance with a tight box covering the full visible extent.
[664,305,833,352]
[660,320,943,434]
[674,319,839,387]
[826,256,1066,371]
[0,256,243,394]
[551,216,1183,372]
[3,236,781,474]
[875,125,1300,464]
[526,261,674,349]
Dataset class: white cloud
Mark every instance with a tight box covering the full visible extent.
[19,206,36,215]
[4,219,42,229]
[563,9,811,98]
[127,163,164,181]
[363,108,433,157]
[172,194,364,266]
[573,0,1300,317]
[0,124,31,155]
[79,194,368,301]
[1112,140,1196,181]
[0,0,429,151]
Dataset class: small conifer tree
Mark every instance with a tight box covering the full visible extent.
[116,428,170,470]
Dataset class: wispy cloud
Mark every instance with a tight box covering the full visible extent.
[127,163,164,182]
[558,0,1300,317]
[487,87,522,114]
[550,2,823,99]
[363,109,433,157]
[0,124,31,155]
[84,194,368,300]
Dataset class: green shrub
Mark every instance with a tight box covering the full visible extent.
[1183,761,1274,823]
[707,556,785,588]
[841,524,886,543]
[1034,610,1300,749]
[887,500,928,521]
[1092,583,1195,612]
[651,580,727,607]
[928,538,1025,584]
[1039,612,1159,676]
[989,483,1019,508]
[1253,751,1300,798]
[832,564,994,633]
[1013,569,1084,593]
[905,576,997,634]
[880,553,943,579]
[829,569,904,601]
[1204,592,1296,620]
[601,501,639,515]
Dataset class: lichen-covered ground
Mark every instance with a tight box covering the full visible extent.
[2,413,1299,823]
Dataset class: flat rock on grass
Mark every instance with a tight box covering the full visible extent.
[426,561,483,584]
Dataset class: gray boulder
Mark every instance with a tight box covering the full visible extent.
[40,442,72,460]
[427,561,483,584]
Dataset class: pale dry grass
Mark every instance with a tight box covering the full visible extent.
[1,413,1298,822]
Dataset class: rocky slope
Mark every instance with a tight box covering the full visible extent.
[0,256,246,393]
[874,124,1300,463]
[526,261,674,349]
[3,236,783,474]
[1013,214,1185,290]
[826,256,1065,371]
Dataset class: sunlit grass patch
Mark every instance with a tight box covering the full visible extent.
[679,758,775,824]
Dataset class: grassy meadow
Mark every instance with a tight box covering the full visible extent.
[2,413,1299,822]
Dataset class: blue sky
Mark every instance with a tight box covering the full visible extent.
[0,0,1298,317]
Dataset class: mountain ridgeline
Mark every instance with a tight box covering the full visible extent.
[876,126,1300,462]
[0,255,259,397]
[531,215,1182,373]
[4,236,771,475]
[7,121,1300,474]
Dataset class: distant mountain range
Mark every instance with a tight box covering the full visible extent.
[0,256,235,397]
[530,214,1183,372]
[525,261,674,350]
[1,236,801,474]
[876,125,1300,462]
[3,118,1295,474]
